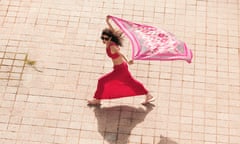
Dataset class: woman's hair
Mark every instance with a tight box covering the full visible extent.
[101,28,123,46]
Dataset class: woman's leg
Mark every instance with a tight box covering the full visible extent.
[88,70,117,105]
[126,76,155,104]
[123,65,155,104]
[142,93,155,105]
[87,99,100,105]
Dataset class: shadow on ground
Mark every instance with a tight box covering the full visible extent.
[92,104,154,144]
[157,135,178,144]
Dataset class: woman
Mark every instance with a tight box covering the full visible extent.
[87,16,155,105]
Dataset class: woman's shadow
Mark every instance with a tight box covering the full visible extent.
[158,135,178,144]
[92,104,154,144]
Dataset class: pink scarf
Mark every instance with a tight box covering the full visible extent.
[109,15,193,63]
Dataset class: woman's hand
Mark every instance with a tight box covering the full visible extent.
[106,15,110,23]
[128,60,134,65]
[106,15,112,26]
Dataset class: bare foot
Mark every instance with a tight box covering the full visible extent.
[141,94,155,105]
[87,99,101,105]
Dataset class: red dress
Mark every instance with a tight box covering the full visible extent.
[94,42,148,99]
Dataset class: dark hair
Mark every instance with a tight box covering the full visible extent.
[101,28,123,46]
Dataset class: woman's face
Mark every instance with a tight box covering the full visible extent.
[101,34,111,44]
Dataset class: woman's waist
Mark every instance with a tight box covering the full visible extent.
[113,61,127,69]
[112,57,125,65]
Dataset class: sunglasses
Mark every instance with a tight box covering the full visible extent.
[101,36,110,41]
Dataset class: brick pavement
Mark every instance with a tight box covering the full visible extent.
[0,0,239,144]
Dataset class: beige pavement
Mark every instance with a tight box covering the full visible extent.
[0,0,240,144]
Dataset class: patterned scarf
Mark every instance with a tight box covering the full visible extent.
[109,15,193,63]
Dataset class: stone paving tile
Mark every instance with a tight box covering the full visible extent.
[0,0,240,144]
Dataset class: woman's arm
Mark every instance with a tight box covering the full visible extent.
[111,45,134,65]
[106,15,123,39]
[106,15,114,32]
[121,53,134,65]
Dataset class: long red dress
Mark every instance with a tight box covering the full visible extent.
[94,42,148,99]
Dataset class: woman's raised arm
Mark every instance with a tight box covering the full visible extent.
[106,15,114,32]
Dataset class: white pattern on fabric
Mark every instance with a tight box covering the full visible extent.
[109,15,193,63]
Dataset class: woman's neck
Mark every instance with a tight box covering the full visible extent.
[106,41,112,47]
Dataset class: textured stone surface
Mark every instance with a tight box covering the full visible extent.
[0,0,239,143]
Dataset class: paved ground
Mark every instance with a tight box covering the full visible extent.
[0,0,240,144]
